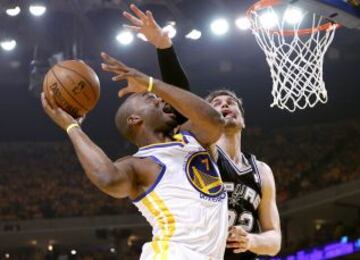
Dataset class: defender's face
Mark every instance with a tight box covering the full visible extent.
[136,92,178,130]
[210,95,244,129]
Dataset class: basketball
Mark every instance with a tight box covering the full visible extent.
[43,60,100,118]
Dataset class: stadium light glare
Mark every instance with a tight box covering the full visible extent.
[110,248,116,253]
[48,245,53,251]
[284,8,304,25]
[5,254,10,259]
[116,31,134,45]
[185,29,202,40]
[210,18,229,35]
[29,5,47,16]
[6,6,21,16]
[235,17,251,30]
[1,40,17,51]
[71,250,77,255]
[260,11,278,29]
[163,24,177,39]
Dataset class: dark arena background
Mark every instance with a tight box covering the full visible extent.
[0,0,359,259]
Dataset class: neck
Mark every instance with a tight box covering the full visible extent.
[217,128,242,164]
[135,129,173,148]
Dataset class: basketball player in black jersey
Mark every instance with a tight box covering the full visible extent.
[123,5,282,258]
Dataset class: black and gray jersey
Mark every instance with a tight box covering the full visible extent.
[216,146,262,260]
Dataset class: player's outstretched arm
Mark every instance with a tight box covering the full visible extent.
[101,52,224,147]
[227,162,281,256]
[41,92,135,199]
[123,4,190,91]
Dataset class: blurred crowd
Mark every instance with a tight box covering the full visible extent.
[244,119,360,203]
[0,119,359,221]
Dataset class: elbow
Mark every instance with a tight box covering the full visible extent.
[269,235,282,256]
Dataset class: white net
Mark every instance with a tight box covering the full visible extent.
[248,6,338,112]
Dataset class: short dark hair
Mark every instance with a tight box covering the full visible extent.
[205,89,245,117]
[115,94,137,144]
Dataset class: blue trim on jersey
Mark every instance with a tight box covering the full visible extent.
[179,130,195,143]
[139,142,184,151]
[132,156,167,203]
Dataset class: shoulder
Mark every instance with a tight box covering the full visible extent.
[254,160,276,191]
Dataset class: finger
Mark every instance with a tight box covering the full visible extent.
[233,248,247,254]
[123,11,143,26]
[227,237,241,242]
[122,24,141,33]
[101,52,127,68]
[234,226,248,236]
[226,242,240,248]
[228,229,242,239]
[47,91,59,110]
[41,93,54,113]
[238,236,249,243]
[77,115,86,125]
[130,4,147,21]
[118,87,134,98]
[112,74,129,82]
[146,10,158,26]
[101,63,128,73]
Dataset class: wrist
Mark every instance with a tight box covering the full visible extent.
[156,38,172,49]
[66,123,80,134]
[247,233,257,251]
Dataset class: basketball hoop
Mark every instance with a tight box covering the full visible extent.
[247,0,340,112]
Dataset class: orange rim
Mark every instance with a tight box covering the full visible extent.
[246,0,341,36]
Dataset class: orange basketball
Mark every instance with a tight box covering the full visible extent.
[43,60,100,118]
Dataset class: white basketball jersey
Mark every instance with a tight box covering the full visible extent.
[132,131,228,260]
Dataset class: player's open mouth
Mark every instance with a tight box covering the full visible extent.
[222,110,235,119]
[163,103,176,116]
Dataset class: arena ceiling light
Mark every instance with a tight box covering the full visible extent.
[235,17,251,30]
[6,6,21,16]
[0,40,17,51]
[116,31,134,45]
[284,7,304,25]
[185,29,202,40]
[71,250,77,255]
[210,18,229,35]
[29,4,47,16]
[259,11,278,29]
[163,23,177,39]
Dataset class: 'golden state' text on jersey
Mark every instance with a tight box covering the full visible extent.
[132,131,228,260]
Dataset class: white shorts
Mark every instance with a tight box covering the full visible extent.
[140,241,221,260]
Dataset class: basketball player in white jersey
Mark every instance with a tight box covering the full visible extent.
[41,53,228,259]
[123,4,281,258]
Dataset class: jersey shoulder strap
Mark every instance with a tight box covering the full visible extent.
[244,153,262,196]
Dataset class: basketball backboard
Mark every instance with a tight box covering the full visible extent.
[285,0,360,29]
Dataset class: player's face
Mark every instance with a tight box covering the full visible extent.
[210,95,244,130]
[136,92,178,131]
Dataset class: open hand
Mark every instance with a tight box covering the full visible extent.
[101,52,152,97]
[123,4,172,49]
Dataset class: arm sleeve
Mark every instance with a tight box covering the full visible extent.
[157,46,190,91]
